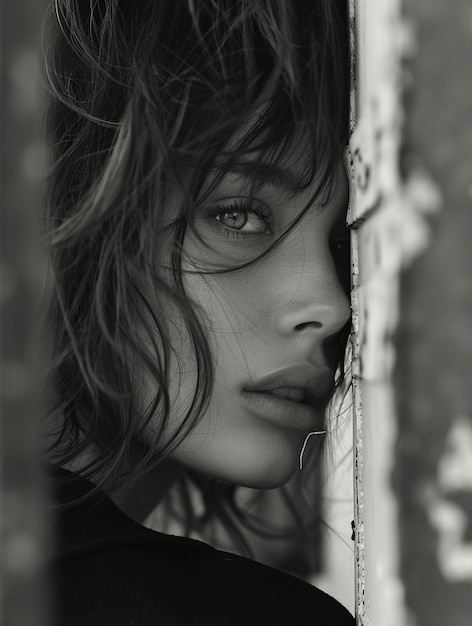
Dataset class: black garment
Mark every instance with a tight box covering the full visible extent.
[47,465,355,625]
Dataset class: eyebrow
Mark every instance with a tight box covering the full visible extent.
[211,160,309,193]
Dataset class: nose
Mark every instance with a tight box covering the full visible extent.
[272,231,351,343]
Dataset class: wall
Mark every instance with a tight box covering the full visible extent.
[350,0,472,624]
[396,0,472,624]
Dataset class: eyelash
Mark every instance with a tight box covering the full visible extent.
[204,199,274,240]
[198,199,351,261]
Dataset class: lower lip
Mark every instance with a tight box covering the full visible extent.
[241,391,324,432]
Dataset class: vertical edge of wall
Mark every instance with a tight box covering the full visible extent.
[346,3,363,623]
[348,0,439,623]
[0,1,50,625]
[395,1,472,624]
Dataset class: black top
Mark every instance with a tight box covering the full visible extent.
[46,465,355,625]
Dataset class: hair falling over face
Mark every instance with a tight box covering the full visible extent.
[42,0,352,554]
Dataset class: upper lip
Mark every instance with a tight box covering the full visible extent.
[243,364,336,409]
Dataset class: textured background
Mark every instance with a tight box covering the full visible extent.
[1,1,50,624]
[350,0,472,624]
[396,0,472,624]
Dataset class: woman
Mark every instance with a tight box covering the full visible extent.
[42,0,354,623]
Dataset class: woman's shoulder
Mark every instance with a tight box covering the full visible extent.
[54,542,355,626]
[46,465,355,625]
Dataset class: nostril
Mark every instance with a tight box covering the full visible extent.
[294,321,323,331]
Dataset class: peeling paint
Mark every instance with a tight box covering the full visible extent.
[357,276,399,382]
[349,0,409,621]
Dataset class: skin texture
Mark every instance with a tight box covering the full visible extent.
[146,157,351,491]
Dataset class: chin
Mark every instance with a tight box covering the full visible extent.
[232,448,301,489]
[237,466,297,490]
[173,427,305,489]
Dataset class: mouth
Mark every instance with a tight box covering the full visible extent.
[265,387,307,403]
[241,364,335,431]
[243,364,335,407]
[240,389,324,431]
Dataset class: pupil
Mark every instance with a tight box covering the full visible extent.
[221,211,247,229]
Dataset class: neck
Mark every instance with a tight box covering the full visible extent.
[111,459,181,524]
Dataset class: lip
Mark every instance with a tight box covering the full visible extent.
[241,364,335,431]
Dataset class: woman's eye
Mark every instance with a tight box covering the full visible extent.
[216,211,248,230]
[201,200,274,239]
[215,209,271,234]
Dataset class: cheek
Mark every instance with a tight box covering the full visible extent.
[183,272,260,333]
[135,279,202,444]
[153,274,258,438]
[182,271,280,382]
[170,408,307,489]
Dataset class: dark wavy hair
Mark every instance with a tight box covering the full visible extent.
[42,0,350,550]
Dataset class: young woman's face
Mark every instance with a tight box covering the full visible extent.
[152,154,351,489]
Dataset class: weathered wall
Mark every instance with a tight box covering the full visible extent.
[312,399,355,614]
[350,0,472,624]
[396,1,472,624]
[348,1,425,623]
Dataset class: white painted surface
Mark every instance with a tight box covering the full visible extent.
[349,0,440,623]
[312,396,355,614]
